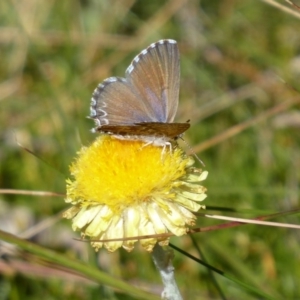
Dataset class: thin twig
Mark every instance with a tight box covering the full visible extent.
[260,0,300,19]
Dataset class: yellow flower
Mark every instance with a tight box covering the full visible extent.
[63,135,208,252]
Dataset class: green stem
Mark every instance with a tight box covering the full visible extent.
[0,229,159,300]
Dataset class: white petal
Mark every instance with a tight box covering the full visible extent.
[155,205,187,236]
[180,190,207,201]
[103,215,124,252]
[199,171,208,181]
[85,205,113,236]
[174,195,201,211]
[146,202,168,234]
[138,211,157,251]
[177,205,197,224]
[72,206,89,229]
[123,207,140,251]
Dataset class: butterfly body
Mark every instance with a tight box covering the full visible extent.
[90,39,188,144]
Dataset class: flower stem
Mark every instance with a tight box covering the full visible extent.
[152,244,183,300]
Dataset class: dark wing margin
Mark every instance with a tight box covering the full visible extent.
[98,122,190,138]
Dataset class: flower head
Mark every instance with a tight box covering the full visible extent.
[64,135,208,252]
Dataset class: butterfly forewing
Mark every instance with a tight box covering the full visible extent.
[126,39,180,123]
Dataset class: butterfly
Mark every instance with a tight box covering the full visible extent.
[89,39,190,145]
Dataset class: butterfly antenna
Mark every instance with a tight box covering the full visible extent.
[179,137,206,167]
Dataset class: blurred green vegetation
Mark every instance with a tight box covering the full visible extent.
[0,0,300,299]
